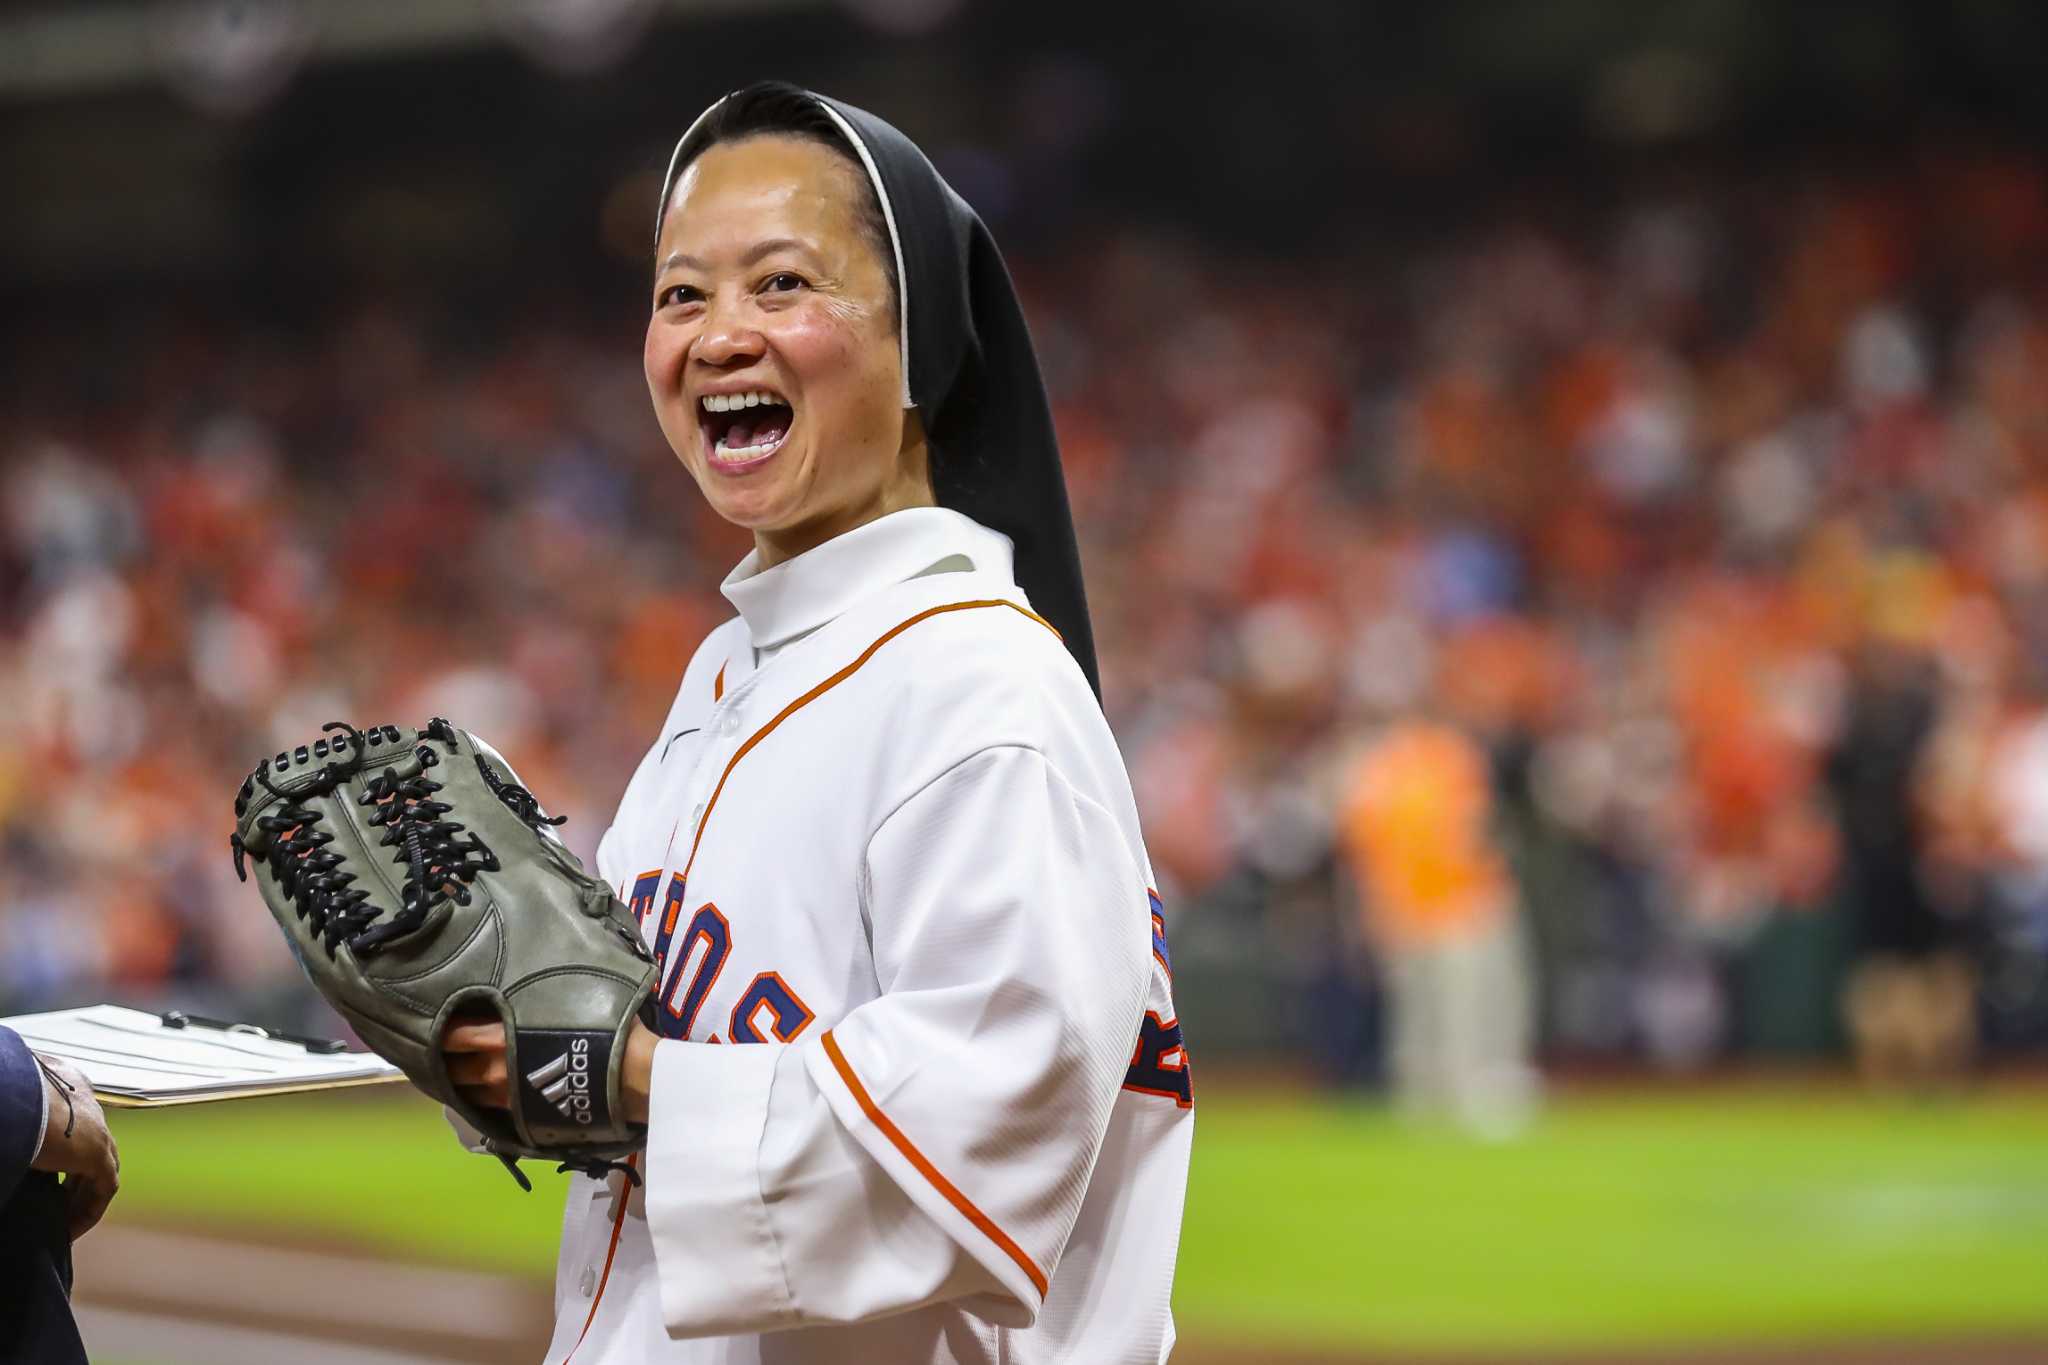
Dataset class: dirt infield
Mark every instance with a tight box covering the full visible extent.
[69,1220,2048,1365]
[73,1224,547,1363]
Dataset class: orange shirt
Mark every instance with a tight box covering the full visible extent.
[1340,721,1512,947]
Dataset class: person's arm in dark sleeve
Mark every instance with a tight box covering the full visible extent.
[0,1025,52,1208]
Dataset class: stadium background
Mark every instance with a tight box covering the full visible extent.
[3,1,2047,1360]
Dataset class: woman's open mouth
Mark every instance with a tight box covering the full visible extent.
[699,388,795,472]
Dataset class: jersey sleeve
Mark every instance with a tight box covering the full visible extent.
[0,1026,51,1204]
[637,742,1152,1335]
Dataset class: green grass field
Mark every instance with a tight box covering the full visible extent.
[104,1081,2048,1356]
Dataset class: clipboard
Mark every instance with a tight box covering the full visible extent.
[4,1004,404,1107]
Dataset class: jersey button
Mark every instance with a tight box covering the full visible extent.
[579,1264,597,1298]
[719,708,741,735]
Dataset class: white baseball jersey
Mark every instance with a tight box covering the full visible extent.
[543,506,1193,1364]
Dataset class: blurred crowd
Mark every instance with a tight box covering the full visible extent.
[5,144,2048,1079]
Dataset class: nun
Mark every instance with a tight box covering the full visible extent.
[444,81,1191,1362]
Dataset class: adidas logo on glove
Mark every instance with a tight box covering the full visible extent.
[527,1038,596,1124]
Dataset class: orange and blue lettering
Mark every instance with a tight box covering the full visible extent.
[1123,1010,1192,1108]
[729,972,815,1043]
[1148,889,1172,978]
[659,902,731,1041]
[650,874,688,976]
[626,870,662,933]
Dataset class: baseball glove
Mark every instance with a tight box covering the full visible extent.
[231,718,656,1188]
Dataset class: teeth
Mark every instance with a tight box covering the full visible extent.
[700,389,784,413]
[713,432,785,462]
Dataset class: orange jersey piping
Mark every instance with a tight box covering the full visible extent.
[821,1028,1049,1298]
[561,1151,639,1363]
[675,599,1057,889]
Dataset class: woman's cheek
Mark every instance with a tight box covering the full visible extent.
[644,320,685,389]
[643,338,699,468]
[771,303,867,373]
[774,305,895,441]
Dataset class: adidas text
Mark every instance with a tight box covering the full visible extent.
[526,1038,595,1124]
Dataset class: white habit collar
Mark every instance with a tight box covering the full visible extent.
[721,507,1016,656]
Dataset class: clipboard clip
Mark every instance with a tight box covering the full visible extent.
[160,1009,350,1055]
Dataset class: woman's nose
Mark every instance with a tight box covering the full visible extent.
[691,298,765,368]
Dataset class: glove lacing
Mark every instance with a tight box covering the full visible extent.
[230,722,388,955]
[358,727,501,952]
[467,728,568,836]
[230,720,506,956]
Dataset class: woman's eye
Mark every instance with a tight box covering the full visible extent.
[761,272,805,294]
[657,284,702,309]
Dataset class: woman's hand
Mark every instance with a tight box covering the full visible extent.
[442,1016,659,1125]
[30,1053,120,1240]
[441,1017,513,1111]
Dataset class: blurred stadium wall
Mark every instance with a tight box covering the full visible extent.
[4,0,2048,1088]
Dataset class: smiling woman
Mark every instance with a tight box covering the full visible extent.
[441,80,1188,1365]
[645,123,929,564]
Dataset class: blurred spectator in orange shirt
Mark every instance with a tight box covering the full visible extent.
[1340,717,1537,1134]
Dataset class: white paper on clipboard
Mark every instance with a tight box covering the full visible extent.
[3,1004,402,1106]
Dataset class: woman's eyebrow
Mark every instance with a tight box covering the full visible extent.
[656,239,817,275]
[740,237,816,267]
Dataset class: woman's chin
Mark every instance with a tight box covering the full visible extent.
[700,476,801,535]
[706,494,785,533]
